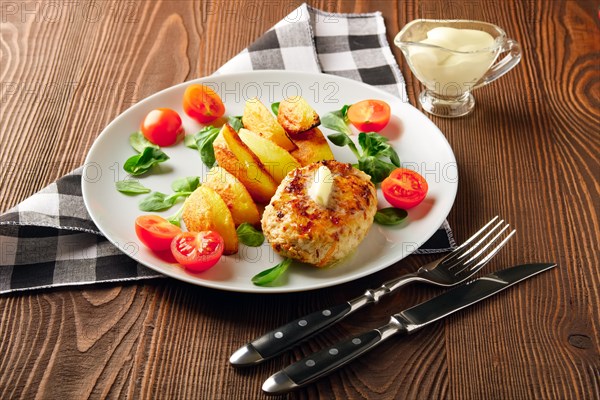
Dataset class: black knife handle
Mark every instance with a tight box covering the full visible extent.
[251,302,352,361]
[281,329,382,386]
[263,318,408,394]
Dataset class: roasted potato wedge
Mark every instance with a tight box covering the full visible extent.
[242,98,296,151]
[204,166,260,227]
[214,124,278,203]
[277,96,320,135]
[290,127,335,166]
[182,185,238,254]
[238,128,301,183]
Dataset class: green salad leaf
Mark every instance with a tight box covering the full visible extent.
[271,102,280,116]
[171,176,201,193]
[374,208,408,226]
[186,126,221,168]
[137,176,198,212]
[129,131,158,153]
[228,116,243,132]
[138,192,174,211]
[358,156,397,184]
[321,105,352,136]
[236,223,265,247]
[115,180,151,195]
[251,258,292,286]
[166,206,185,227]
[358,132,401,167]
[123,147,169,176]
[184,134,198,149]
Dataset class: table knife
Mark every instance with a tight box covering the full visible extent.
[262,262,556,395]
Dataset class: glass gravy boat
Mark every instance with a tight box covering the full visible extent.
[395,20,522,118]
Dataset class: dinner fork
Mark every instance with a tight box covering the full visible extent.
[230,216,515,367]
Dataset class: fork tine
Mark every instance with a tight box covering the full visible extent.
[456,223,510,263]
[468,229,516,271]
[453,229,516,277]
[454,220,508,262]
[444,217,505,264]
[444,222,509,272]
[452,216,499,251]
[462,224,510,264]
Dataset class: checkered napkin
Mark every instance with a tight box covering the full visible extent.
[0,4,456,294]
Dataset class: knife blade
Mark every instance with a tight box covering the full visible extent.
[262,263,556,395]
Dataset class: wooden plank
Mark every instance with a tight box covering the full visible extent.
[0,1,598,399]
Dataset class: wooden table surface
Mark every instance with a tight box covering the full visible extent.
[1,0,598,398]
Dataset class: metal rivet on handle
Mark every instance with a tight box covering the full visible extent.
[298,320,307,326]
[306,359,315,367]
[322,310,331,316]
[352,338,361,345]
[329,348,339,355]
[274,332,283,339]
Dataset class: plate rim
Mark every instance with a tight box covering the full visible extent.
[82,70,457,293]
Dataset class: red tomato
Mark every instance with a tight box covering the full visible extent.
[135,215,182,251]
[381,168,429,209]
[347,100,391,132]
[141,108,184,146]
[171,231,224,273]
[183,84,225,124]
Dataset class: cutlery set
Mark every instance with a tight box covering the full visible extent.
[228,217,557,395]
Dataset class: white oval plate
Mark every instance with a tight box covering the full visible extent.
[82,71,457,293]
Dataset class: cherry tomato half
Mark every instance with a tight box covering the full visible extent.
[381,168,429,209]
[183,84,225,124]
[135,215,182,251]
[170,231,224,273]
[347,100,391,132]
[141,108,184,146]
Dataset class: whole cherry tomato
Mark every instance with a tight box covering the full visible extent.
[140,108,184,146]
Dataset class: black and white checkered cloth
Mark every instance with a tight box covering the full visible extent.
[0,4,456,294]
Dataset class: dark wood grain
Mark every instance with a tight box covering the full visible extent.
[1,0,598,399]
